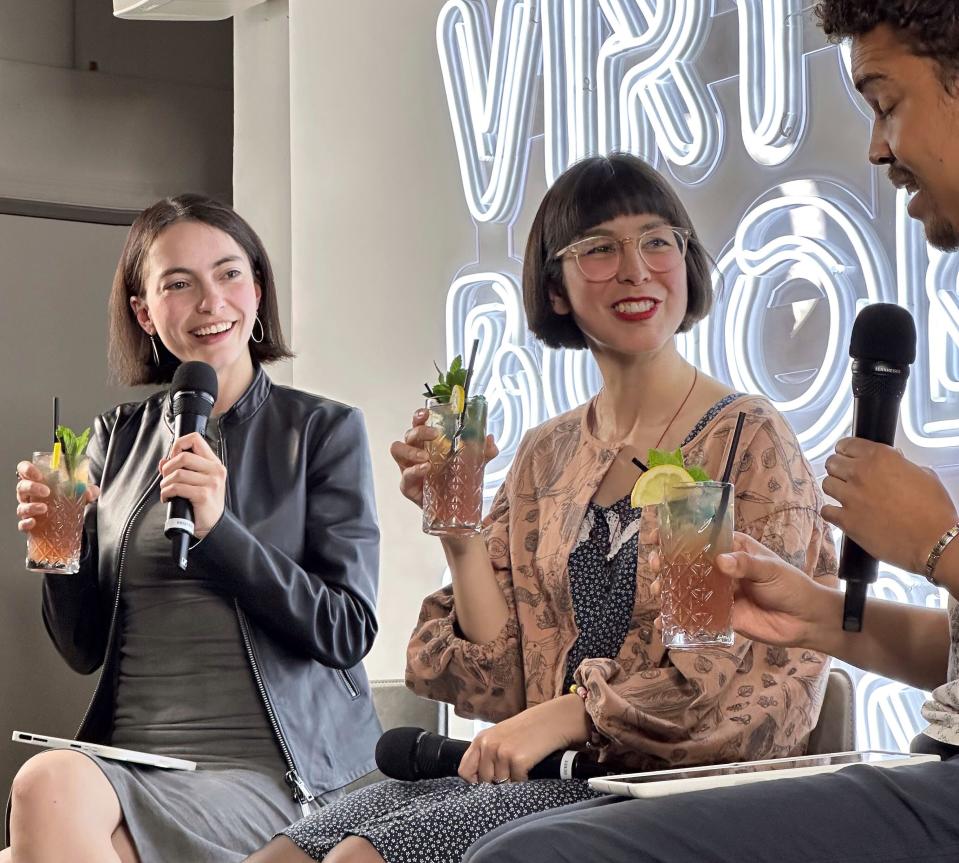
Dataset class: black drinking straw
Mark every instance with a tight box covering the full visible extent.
[461,338,480,402]
[53,396,60,445]
[631,457,648,473]
[711,411,747,548]
[720,411,747,484]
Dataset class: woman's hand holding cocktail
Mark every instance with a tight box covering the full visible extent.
[15,461,100,532]
[391,409,508,643]
[390,408,498,509]
[158,432,226,539]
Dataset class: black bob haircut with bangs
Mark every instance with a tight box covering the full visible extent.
[523,153,713,350]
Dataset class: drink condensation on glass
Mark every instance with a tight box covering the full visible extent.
[25,451,90,575]
[422,396,487,537]
[659,481,735,649]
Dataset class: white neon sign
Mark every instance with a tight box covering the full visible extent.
[597,0,719,184]
[437,0,541,223]
[736,0,808,165]
[701,182,891,459]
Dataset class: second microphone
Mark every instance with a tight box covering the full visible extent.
[375,727,613,782]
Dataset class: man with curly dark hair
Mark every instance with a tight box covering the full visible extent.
[816,0,959,249]
[460,3,959,862]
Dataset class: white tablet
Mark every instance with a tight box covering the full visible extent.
[588,750,939,799]
[12,731,197,771]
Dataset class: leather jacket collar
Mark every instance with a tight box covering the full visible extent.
[162,364,273,430]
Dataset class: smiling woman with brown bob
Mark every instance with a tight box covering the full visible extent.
[6,194,381,863]
[248,154,837,863]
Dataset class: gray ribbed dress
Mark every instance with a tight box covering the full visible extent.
[81,418,301,861]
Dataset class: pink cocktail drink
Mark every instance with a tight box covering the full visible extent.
[422,396,487,536]
[25,451,90,575]
[659,481,735,648]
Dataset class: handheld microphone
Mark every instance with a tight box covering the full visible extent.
[839,303,917,632]
[164,361,218,571]
[374,727,612,782]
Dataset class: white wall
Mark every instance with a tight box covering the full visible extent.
[0,60,232,209]
[233,0,293,384]
[75,3,232,88]
[0,0,74,68]
[235,0,471,679]
[0,0,232,210]
[288,0,475,679]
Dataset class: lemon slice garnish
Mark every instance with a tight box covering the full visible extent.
[630,464,696,508]
[450,384,465,414]
[51,441,62,471]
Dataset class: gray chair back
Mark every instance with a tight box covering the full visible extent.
[345,678,446,792]
[806,667,856,755]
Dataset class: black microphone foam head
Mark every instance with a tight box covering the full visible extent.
[849,303,917,366]
[374,727,425,781]
[170,361,218,417]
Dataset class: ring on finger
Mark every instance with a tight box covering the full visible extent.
[492,777,510,785]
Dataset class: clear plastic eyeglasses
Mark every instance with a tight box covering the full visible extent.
[555,226,691,282]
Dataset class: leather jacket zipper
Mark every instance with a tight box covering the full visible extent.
[220,426,316,815]
[75,475,160,737]
[236,607,315,814]
[337,668,360,699]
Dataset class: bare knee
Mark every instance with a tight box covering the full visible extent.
[244,835,317,863]
[10,750,120,833]
[324,836,385,863]
[13,751,88,810]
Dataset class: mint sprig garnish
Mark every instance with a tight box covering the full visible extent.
[423,354,467,402]
[647,447,711,482]
[56,424,91,480]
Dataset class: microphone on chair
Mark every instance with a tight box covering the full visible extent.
[164,361,218,571]
[839,304,917,632]
[375,727,613,782]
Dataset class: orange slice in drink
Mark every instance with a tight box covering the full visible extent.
[630,465,696,508]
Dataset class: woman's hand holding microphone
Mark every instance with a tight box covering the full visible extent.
[158,432,226,540]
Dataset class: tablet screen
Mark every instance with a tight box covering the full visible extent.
[613,751,906,785]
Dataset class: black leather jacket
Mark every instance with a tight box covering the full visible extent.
[40,367,382,807]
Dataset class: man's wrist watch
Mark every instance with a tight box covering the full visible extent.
[924,524,959,586]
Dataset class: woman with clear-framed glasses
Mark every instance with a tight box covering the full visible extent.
[248,154,838,863]
[556,223,692,284]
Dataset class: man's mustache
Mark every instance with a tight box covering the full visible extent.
[888,165,919,190]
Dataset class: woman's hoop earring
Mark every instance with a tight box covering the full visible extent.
[149,335,160,367]
[251,314,265,344]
